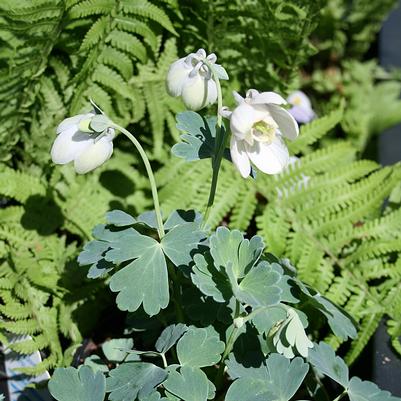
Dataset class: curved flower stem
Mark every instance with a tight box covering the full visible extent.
[111,124,165,239]
[202,59,227,227]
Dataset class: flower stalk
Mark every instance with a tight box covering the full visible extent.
[202,59,227,226]
[111,124,165,240]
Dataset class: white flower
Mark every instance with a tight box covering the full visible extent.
[166,48,218,111]
[287,90,316,124]
[51,112,115,174]
[222,89,299,178]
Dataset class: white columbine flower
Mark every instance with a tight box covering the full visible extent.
[51,112,115,174]
[287,90,316,124]
[222,89,299,178]
[166,48,218,111]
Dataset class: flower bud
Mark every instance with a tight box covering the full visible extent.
[166,49,221,111]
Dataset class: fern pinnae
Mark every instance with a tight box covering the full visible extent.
[229,180,257,232]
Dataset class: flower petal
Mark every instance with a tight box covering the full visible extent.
[181,74,217,111]
[287,90,312,108]
[220,106,232,119]
[230,103,268,140]
[267,104,299,140]
[51,128,92,164]
[246,135,289,174]
[251,91,287,105]
[56,113,93,135]
[74,137,113,174]
[233,91,245,105]
[288,105,316,124]
[206,78,217,105]
[230,136,251,178]
[166,58,191,97]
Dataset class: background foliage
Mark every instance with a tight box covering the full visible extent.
[0,0,401,378]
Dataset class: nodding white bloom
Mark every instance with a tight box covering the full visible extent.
[287,90,316,124]
[51,112,115,174]
[166,48,218,111]
[222,89,299,178]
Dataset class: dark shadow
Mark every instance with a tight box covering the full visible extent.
[21,194,63,236]
[99,170,135,198]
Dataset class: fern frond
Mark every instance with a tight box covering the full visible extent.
[288,103,344,154]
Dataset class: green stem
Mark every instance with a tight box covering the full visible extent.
[167,263,185,323]
[215,301,241,389]
[332,391,347,401]
[202,59,226,227]
[112,124,165,239]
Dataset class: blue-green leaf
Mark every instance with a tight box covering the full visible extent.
[106,210,136,226]
[191,252,232,303]
[161,222,205,267]
[176,326,224,368]
[107,362,167,401]
[163,366,209,401]
[226,354,308,401]
[155,324,188,354]
[108,240,168,315]
[210,227,264,278]
[348,377,401,401]
[308,342,349,388]
[164,210,202,230]
[229,261,282,307]
[172,112,217,161]
[102,338,133,362]
[48,366,106,401]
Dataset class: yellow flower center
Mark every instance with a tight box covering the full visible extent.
[251,120,278,144]
[292,95,302,106]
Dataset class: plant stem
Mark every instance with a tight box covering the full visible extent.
[167,263,185,323]
[112,124,165,239]
[202,59,226,227]
[215,301,240,389]
[332,391,347,401]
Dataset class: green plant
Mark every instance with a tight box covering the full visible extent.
[45,53,400,398]
[1,0,401,386]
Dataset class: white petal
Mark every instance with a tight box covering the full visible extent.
[251,91,287,105]
[166,58,191,97]
[287,90,312,108]
[56,113,93,134]
[196,48,206,59]
[74,137,113,174]
[51,128,92,164]
[230,103,268,140]
[230,136,251,178]
[233,91,245,105]
[181,74,216,111]
[206,53,217,63]
[206,78,217,105]
[246,135,289,174]
[268,104,299,140]
[220,106,232,119]
[245,89,260,100]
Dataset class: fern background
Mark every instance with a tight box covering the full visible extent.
[0,0,401,376]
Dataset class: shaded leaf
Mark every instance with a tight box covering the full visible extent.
[308,342,349,388]
[156,324,188,354]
